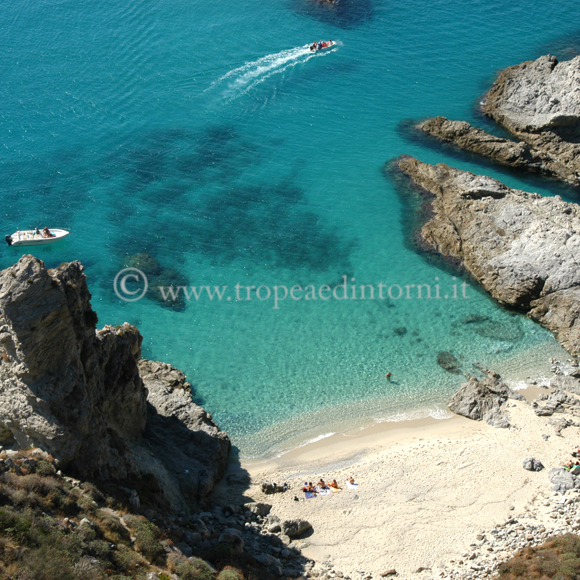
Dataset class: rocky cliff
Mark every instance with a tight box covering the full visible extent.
[393,156,580,355]
[0,255,230,512]
[415,55,580,186]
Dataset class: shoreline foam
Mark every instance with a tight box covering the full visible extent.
[235,339,569,462]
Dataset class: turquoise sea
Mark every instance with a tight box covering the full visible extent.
[2,0,580,458]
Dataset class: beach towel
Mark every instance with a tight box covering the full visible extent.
[317,487,332,495]
[347,482,358,490]
[330,487,342,493]
[305,491,317,499]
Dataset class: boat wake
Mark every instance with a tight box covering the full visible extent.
[206,44,336,100]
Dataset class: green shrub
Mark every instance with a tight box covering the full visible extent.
[112,544,147,574]
[80,482,105,505]
[0,506,33,543]
[35,460,57,477]
[95,512,131,546]
[123,515,164,563]
[85,540,111,560]
[174,557,215,580]
[217,567,243,580]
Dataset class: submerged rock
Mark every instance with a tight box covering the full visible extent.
[394,157,580,355]
[0,255,230,512]
[436,351,462,374]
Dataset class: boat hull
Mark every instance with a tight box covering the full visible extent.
[6,229,70,247]
[310,41,336,52]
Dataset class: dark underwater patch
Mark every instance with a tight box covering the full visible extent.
[536,28,580,61]
[99,124,355,298]
[190,183,355,272]
[292,0,373,29]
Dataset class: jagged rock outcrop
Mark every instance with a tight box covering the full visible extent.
[394,156,580,355]
[483,55,580,137]
[418,116,577,184]
[415,55,580,186]
[0,255,230,512]
[448,368,522,428]
[140,359,230,501]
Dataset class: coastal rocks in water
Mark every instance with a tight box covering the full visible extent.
[394,157,580,356]
[281,519,312,537]
[448,368,522,427]
[417,116,577,184]
[415,55,580,186]
[523,458,544,471]
[0,255,230,512]
[436,351,462,374]
[483,55,580,137]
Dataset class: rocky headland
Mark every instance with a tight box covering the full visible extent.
[0,255,230,514]
[415,55,580,186]
[392,156,580,356]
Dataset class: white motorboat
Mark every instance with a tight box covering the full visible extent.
[5,228,70,247]
[309,40,336,52]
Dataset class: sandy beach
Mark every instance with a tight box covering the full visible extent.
[223,386,580,578]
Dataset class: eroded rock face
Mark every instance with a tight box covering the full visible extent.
[448,368,521,428]
[418,116,578,185]
[0,256,230,512]
[415,55,580,186]
[483,55,580,136]
[140,360,231,501]
[395,156,580,355]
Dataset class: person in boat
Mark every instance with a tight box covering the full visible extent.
[310,42,317,51]
[321,41,327,48]
[317,41,322,50]
[42,227,54,238]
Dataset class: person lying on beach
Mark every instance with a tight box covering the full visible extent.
[317,479,329,489]
[349,477,356,485]
[329,479,341,489]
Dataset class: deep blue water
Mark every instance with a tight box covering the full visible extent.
[2,0,580,457]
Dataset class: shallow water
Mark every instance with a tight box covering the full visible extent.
[2,0,580,458]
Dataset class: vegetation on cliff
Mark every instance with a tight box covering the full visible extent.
[0,450,274,580]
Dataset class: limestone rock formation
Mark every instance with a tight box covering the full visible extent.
[395,156,580,355]
[483,55,580,136]
[418,116,576,184]
[0,255,230,512]
[416,55,580,186]
[448,368,521,428]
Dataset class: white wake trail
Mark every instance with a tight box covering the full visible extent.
[206,44,335,100]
